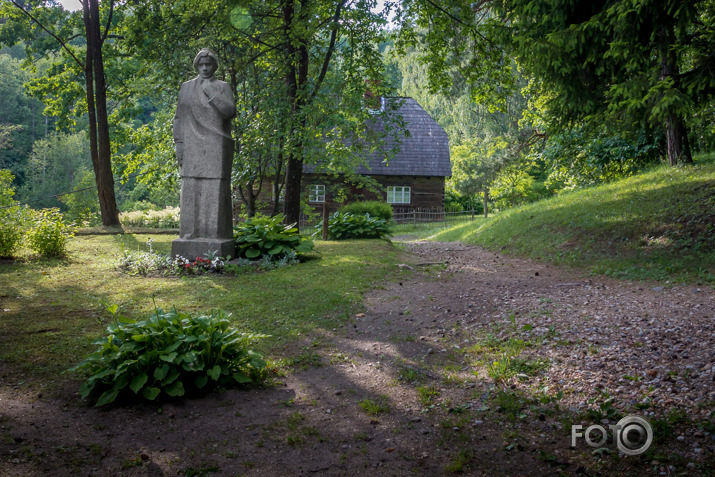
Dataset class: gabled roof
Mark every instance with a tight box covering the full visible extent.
[305,97,452,177]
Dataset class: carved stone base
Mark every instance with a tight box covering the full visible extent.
[171,238,236,261]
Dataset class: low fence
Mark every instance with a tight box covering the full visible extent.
[393,208,481,225]
[297,208,481,231]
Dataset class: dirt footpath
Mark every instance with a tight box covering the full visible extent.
[1,241,713,476]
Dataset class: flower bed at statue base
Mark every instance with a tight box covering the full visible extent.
[117,239,301,277]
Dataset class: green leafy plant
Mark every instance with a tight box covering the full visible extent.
[0,169,26,258]
[338,200,393,221]
[319,212,393,240]
[25,208,74,257]
[233,214,314,259]
[0,212,23,258]
[70,306,270,406]
[358,396,391,415]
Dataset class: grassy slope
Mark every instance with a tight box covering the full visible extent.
[0,236,400,385]
[431,156,714,284]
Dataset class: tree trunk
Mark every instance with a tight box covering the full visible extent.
[245,183,256,217]
[84,0,120,226]
[82,4,100,214]
[666,114,693,166]
[283,155,302,226]
[280,0,312,228]
[659,26,693,166]
[483,189,488,218]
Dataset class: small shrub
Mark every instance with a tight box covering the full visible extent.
[25,208,74,257]
[339,200,393,221]
[70,306,270,406]
[319,212,393,240]
[0,213,23,258]
[233,214,314,259]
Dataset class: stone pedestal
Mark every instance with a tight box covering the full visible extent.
[171,238,235,261]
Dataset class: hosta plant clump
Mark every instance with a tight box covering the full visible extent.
[71,306,270,406]
[233,213,314,260]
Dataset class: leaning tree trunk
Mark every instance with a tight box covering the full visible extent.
[84,0,120,226]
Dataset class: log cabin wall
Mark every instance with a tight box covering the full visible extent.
[233,97,451,219]
[234,174,445,217]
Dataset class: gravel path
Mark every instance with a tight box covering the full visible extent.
[394,241,715,418]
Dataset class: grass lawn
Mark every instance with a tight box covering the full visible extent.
[425,157,714,284]
[0,235,400,389]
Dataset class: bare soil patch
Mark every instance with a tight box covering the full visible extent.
[1,241,713,476]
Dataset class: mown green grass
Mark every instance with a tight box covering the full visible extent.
[430,156,714,284]
[0,236,400,386]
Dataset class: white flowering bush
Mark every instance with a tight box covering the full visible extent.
[25,208,75,257]
[119,207,180,228]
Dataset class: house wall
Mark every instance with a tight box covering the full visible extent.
[234,174,446,217]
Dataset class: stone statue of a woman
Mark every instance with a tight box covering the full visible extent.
[171,49,236,260]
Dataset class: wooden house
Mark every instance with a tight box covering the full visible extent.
[241,97,451,216]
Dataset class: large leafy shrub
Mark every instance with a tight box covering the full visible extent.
[339,201,393,221]
[25,208,74,257]
[0,213,23,258]
[321,212,393,240]
[71,306,270,406]
[0,169,24,258]
[233,213,314,259]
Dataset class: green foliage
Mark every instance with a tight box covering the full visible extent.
[25,208,74,257]
[0,168,17,208]
[338,200,393,221]
[489,167,537,210]
[444,188,482,213]
[358,396,391,416]
[70,306,270,407]
[500,0,714,164]
[0,54,48,186]
[321,212,393,240]
[0,169,24,258]
[0,214,23,259]
[233,214,314,260]
[59,169,100,226]
[539,128,662,190]
[20,132,92,209]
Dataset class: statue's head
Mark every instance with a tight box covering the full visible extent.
[193,49,218,79]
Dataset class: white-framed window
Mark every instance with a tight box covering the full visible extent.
[309,184,325,203]
[387,186,411,204]
[367,96,385,114]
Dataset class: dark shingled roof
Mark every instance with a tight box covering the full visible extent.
[305,97,451,177]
